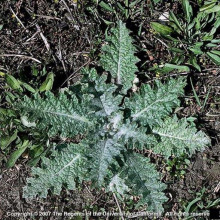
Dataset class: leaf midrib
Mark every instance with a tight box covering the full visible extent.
[44,110,91,124]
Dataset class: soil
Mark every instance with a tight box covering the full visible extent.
[0,0,219,219]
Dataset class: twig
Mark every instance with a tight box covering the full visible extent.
[36,24,50,52]
[154,37,171,57]
[90,193,104,206]
[214,182,220,193]
[177,37,188,53]
[205,113,220,117]
[0,54,41,63]
[10,7,26,30]
[24,31,39,43]
[60,0,74,21]
[34,14,61,20]
[18,166,25,220]
[57,38,67,72]
[113,193,125,220]
[203,67,220,71]
[60,60,91,87]
[154,37,169,49]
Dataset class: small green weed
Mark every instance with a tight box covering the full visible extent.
[151,0,220,73]
[181,187,220,219]
[165,154,190,179]
[0,66,54,168]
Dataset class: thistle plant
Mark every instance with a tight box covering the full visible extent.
[18,21,210,212]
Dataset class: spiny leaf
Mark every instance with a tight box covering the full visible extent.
[120,153,167,212]
[151,116,210,158]
[114,120,154,149]
[88,138,124,186]
[23,144,87,198]
[125,77,186,127]
[81,68,123,116]
[100,21,139,94]
[108,174,130,195]
[18,91,96,137]
[99,85,122,116]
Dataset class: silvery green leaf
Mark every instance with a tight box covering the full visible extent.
[23,144,87,198]
[151,116,210,158]
[100,21,139,94]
